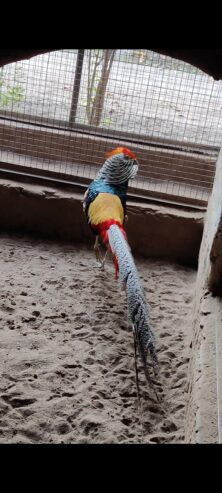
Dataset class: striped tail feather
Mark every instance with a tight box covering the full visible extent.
[107,223,158,377]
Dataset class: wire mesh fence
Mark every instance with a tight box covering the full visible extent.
[0,49,221,206]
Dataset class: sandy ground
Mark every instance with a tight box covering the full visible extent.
[0,233,196,444]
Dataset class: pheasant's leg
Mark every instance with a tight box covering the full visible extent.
[94,236,103,266]
[100,249,109,270]
[93,237,109,272]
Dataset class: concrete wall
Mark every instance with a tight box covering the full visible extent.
[185,148,222,443]
[0,177,204,266]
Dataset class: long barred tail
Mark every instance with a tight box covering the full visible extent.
[107,223,158,376]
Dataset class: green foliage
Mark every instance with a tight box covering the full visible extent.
[103,117,112,125]
[0,67,24,108]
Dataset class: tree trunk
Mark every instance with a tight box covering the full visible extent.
[89,50,115,126]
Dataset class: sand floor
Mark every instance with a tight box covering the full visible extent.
[0,233,196,443]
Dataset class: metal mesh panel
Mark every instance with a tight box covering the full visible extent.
[0,49,221,207]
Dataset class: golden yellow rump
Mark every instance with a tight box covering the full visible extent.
[88,193,124,226]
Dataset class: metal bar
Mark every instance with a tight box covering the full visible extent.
[69,49,85,125]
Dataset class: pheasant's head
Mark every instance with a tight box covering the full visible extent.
[95,146,139,184]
